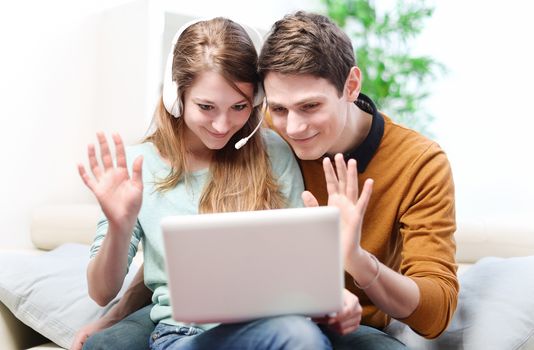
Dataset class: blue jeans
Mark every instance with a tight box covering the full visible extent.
[84,305,407,350]
[83,304,155,350]
[322,324,408,350]
[149,316,407,350]
[149,315,331,350]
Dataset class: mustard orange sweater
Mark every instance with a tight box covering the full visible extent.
[297,95,458,338]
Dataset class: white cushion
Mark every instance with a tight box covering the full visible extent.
[0,243,138,348]
[386,256,534,349]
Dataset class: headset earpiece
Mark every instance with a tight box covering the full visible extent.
[253,84,265,108]
[162,18,205,118]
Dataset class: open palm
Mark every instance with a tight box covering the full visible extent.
[302,154,373,268]
[78,133,144,233]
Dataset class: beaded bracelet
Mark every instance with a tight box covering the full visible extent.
[353,253,381,290]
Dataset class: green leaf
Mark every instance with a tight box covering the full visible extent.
[321,0,443,135]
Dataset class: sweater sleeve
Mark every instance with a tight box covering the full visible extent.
[88,145,146,272]
[396,143,459,338]
[89,215,144,273]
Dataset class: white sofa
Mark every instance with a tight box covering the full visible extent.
[1,205,534,349]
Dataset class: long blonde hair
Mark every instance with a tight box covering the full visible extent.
[145,18,286,213]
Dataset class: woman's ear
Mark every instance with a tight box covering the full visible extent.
[344,66,362,102]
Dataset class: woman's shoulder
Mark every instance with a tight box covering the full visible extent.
[261,128,293,157]
[124,142,160,167]
[125,142,153,156]
[260,128,299,173]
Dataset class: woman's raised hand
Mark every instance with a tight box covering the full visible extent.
[78,133,143,235]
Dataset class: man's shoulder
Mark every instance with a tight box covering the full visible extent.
[380,114,444,159]
[360,114,451,180]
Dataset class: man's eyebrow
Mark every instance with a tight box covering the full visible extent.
[267,101,284,108]
[268,95,326,108]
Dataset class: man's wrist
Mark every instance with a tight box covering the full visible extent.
[346,247,367,276]
[347,249,380,289]
[353,253,381,290]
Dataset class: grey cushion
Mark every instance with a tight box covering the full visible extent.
[0,243,138,348]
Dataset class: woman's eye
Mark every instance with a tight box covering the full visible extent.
[232,103,247,112]
[198,104,214,111]
[232,104,248,111]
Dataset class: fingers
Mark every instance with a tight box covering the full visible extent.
[78,164,96,192]
[346,159,359,203]
[356,179,374,217]
[326,313,361,335]
[323,154,359,202]
[334,153,347,194]
[131,156,144,189]
[301,191,319,208]
[97,132,114,170]
[322,155,372,215]
[328,291,362,335]
[323,157,339,196]
[338,319,360,335]
[70,332,87,350]
[113,133,127,169]
[87,144,101,180]
[81,132,130,187]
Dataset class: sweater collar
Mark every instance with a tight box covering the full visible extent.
[342,93,384,173]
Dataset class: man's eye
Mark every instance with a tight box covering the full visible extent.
[271,106,287,114]
[198,104,214,111]
[232,104,248,111]
[302,103,319,110]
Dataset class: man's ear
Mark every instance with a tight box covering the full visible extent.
[344,66,362,102]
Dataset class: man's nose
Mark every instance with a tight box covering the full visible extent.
[286,111,307,136]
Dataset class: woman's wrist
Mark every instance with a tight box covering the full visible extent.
[108,220,135,239]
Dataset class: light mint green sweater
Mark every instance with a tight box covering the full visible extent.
[90,129,304,328]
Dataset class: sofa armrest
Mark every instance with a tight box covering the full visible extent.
[0,302,50,350]
[30,205,144,263]
[30,205,101,250]
[455,220,534,264]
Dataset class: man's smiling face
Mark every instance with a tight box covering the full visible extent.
[264,72,349,160]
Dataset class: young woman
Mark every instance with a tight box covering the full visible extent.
[76,17,332,350]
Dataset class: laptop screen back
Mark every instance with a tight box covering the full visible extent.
[161,206,343,324]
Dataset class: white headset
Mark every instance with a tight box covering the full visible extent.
[162,17,266,149]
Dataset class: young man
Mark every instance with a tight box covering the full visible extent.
[257,11,458,347]
[73,11,457,350]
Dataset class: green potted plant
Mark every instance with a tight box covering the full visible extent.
[323,0,444,135]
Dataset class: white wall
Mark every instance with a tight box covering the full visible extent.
[0,0,319,249]
[3,0,529,248]
[415,1,534,226]
[0,0,152,248]
[163,0,534,228]
[160,0,321,31]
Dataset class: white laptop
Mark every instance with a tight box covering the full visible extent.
[161,206,343,324]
